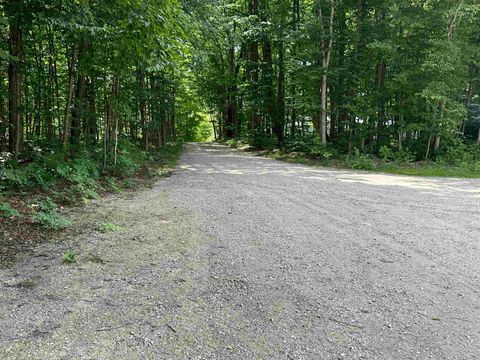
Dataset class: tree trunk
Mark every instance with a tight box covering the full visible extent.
[320,71,328,144]
[376,62,386,146]
[138,69,148,150]
[71,39,89,144]
[7,4,24,159]
[226,41,237,139]
[318,0,335,146]
[63,42,77,145]
[290,0,300,138]
[103,74,109,170]
[275,41,285,146]
[248,0,260,133]
[86,78,97,144]
[0,73,6,151]
[263,39,275,136]
[112,75,120,169]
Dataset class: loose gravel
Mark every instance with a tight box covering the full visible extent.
[1,142,479,359]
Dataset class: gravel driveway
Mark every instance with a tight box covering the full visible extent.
[1,142,479,359]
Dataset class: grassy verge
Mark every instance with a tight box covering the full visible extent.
[379,164,480,178]
[0,141,183,267]
[259,149,480,179]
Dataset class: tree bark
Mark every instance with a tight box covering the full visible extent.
[63,42,77,145]
[318,0,335,145]
[0,72,6,151]
[248,0,261,133]
[275,41,285,146]
[71,39,89,144]
[290,0,300,138]
[86,78,97,144]
[7,2,24,159]
[138,69,148,150]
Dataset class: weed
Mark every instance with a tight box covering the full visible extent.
[122,179,136,189]
[0,202,22,218]
[33,198,71,230]
[63,250,77,264]
[99,222,122,233]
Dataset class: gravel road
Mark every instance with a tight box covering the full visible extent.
[1,142,479,359]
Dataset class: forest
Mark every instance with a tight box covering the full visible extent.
[1,0,480,195]
[1,2,480,357]
[188,0,480,171]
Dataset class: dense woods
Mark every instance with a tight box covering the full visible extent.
[187,0,480,164]
[1,0,480,177]
[0,0,202,166]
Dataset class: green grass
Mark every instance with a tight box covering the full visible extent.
[380,164,480,178]
[265,150,480,179]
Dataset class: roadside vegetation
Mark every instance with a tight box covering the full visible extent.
[0,141,183,266]
[0,1,209,265]
[192,1,480,178]
[227,136,480,178]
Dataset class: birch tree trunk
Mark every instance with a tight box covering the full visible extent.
[318,0,335,145]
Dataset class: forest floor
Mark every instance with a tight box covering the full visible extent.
[1,142,480,359]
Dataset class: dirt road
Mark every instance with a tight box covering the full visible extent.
[1,143,479,359]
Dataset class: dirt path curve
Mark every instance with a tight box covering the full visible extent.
[1,142,480,359]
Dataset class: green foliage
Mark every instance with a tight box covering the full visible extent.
[33,198,71,230]
[63,250,78,264]
[98,222,122,233]
[122,179,136,189]
[1,147,100,198]
[379,146,394,161]
[347,149,377,171]
[0,203,22,218]
[393,149,416,165]
[437,142,480,167]
[309,138,334,161]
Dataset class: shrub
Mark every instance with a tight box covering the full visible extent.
[33,198,71,230]
[393,148,416,164]
[0,202,22,218]
[437,142,480,167]
[379,145,393,161]
[309,137,335,161]
[347,148,377,170]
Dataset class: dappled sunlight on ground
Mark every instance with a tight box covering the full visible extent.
[180,143,480,197]
[336,173,441,191]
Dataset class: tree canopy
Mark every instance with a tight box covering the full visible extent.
[1,0,480,165]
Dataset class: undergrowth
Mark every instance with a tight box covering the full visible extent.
[0,139,183,234]
[228,135,480,178]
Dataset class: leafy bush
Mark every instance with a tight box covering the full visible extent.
[379,145,393,161]
[285,138,311,153]
[437,142,480,167]
[33,198,71,230]
[309,138,335,160]
[393,148,416,164]
[225,139,239,148]
[111,139,149,177]
[0,202,22,218]
[347,148,377,170]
